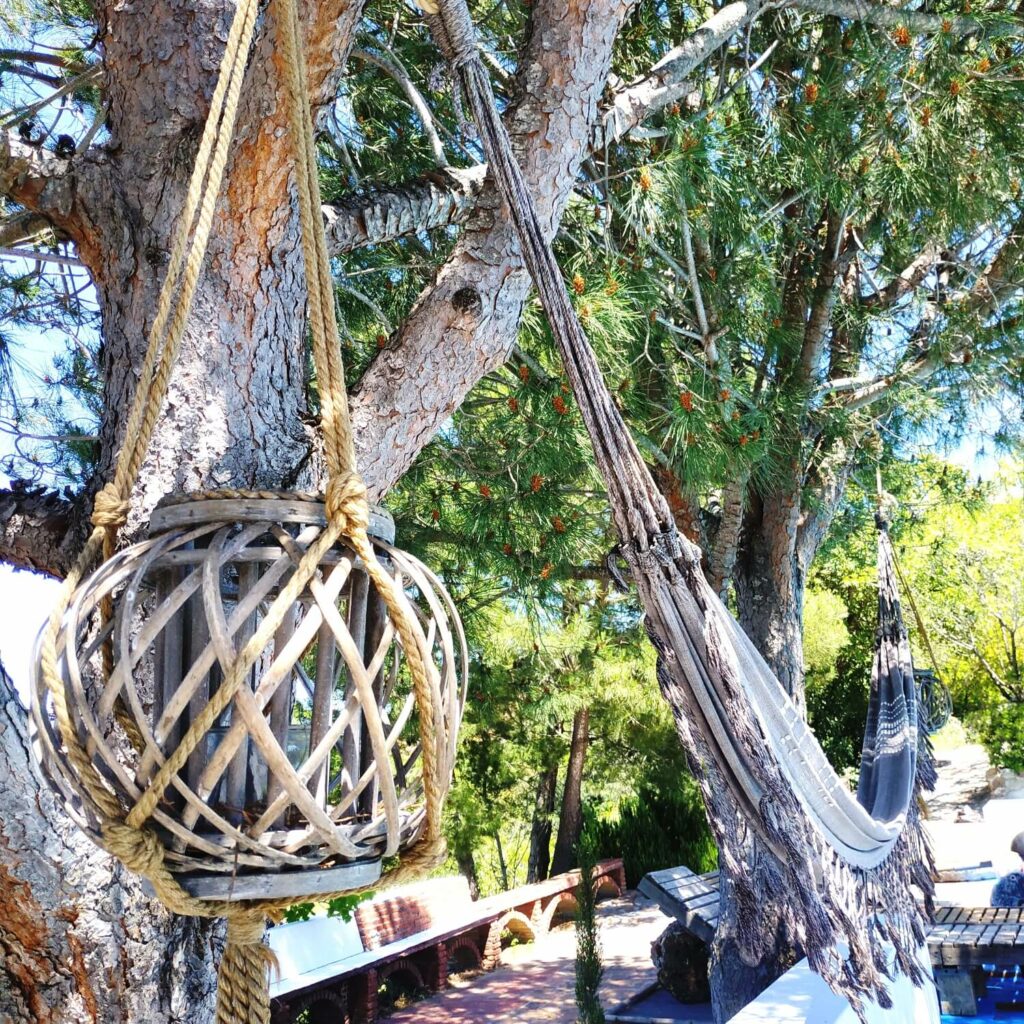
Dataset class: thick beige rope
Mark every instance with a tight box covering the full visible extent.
[271,0,446,880]
[35,1,448,1021]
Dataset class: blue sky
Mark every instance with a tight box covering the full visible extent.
[0,563,59,704]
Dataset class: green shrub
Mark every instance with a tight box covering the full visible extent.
[973,703,1024,773]
[587,780,716,887]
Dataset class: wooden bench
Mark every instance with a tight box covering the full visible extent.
[269,857,626,1023]
[638,865,720,945]
[641,864,1024,1016]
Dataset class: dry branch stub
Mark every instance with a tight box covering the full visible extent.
[31,493,467,901]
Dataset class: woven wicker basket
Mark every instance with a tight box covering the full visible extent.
[32,494,466,900]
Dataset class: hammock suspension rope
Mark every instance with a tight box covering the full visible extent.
[424,0,936,1014]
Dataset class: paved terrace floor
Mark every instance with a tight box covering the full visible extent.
[385,892,671,1023]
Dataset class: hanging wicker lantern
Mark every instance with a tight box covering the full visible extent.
[32,493,466,901]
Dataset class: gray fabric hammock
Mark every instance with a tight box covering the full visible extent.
[426,1,935,1013]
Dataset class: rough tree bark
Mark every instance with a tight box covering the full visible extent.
[1,673,225,1023]
[0,0,633,1017]
[527,762,558,883]
[347,0,632,498]
[550,706,590,877]
[1,1,365,1019]
[733,483,807,707]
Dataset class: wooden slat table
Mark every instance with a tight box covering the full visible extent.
[638,867,721,945]
[930,905,1024,968]
[640,865,1024,970]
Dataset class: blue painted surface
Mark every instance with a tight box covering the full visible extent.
[942,966,1024,1023]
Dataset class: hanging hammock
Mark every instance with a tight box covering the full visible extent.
[424,0,935,1012]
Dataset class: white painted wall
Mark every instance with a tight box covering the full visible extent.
[728,945,939,1024]
[268,915,365,997]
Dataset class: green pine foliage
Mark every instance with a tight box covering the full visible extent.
[2,3,102,485]
[439,587,713,895]
[574,827,606,1024]
[976,703,1024,773]
[5,0,1024,918]
[587,780,717,889]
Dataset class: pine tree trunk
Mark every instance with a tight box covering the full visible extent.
[550,706,590,876]
[0,4,364,1019]
[733,487,806,707]
[527,763,558,883]
[707,478,806,1021]
[1,674,224,1023]
[494,833,510,891]
[455,849,480,900]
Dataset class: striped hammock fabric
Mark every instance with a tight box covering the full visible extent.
[426,0,937,1013]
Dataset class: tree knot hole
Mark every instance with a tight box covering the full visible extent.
[451,286,482,320]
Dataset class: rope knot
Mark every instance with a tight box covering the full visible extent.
[103,823,166,878]
[91,484,131,530]
[325,473,370,536]
[226,911,268,947]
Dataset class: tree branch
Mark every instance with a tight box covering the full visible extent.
[0,66,102,131]
[350,0,635,500]
[0,49,90,74]
[323,164,486,254]
[598,0,767,145]
[970,208,1024,317]
[796,438,860,567]
[0,133,77,226]
[0,209,55,248]
[791,0,1019,37]
[0,484,81,577]
[708,472,749,598]
[680,204,712,349]
[799,212,853,381]
[352,48,448,167]
[858,240,944,311]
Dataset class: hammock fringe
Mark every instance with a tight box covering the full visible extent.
[427,0,939,1015]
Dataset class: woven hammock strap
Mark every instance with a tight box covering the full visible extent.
[426,3,676,555]
[426,0,933,1012]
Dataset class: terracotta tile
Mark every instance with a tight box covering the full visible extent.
[384,893,670,1023]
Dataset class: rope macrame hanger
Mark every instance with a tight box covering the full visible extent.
[34,2,451,1022]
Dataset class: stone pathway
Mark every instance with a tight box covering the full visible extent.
[925,744,1002,822]
[923,742,1024,906]
[384,892,670,1023]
